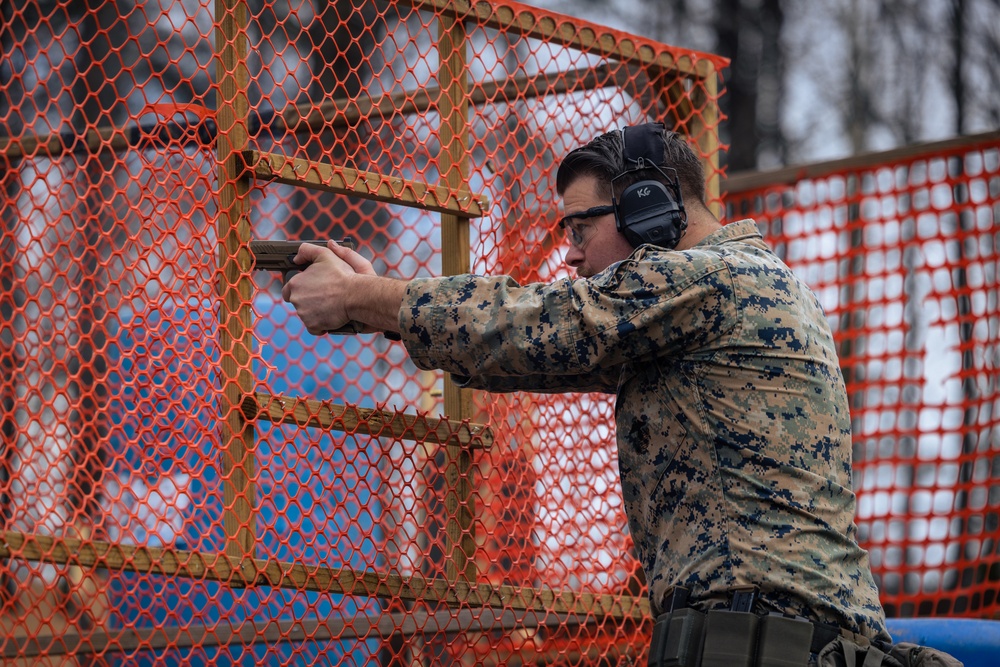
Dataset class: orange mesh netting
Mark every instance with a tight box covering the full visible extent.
[8,2,997,665]
[725,133,1000,620]
[0,1,724,664]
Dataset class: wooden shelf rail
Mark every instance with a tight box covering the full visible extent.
[5,607,593,658]
[245,150,489,218]
[244,392,493,449]
[0,531,649,619]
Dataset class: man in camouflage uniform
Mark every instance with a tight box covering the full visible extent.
[282,125,891,656]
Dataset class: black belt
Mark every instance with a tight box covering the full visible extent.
[657,585,857,653]
[649,586,877,667]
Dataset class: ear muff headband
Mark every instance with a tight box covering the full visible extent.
[613,123,687,249]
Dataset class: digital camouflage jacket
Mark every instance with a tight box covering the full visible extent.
[399,218,889,641]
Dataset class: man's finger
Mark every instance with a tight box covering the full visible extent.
[293,241,327,266]
[328,240,376,276]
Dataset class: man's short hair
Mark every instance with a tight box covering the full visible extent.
[556,126,707,206]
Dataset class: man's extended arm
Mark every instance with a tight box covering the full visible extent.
[279,241,621,393]
[282,242,730,394]
[398,250,731,381]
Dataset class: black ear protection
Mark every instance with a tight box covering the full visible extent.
[613,122,687,249]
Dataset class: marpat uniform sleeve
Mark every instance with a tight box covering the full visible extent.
[398,247,735,383]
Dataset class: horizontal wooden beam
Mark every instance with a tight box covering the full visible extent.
[246,150,489,218]
[397,0,714,81]
[723,129,1000,195]
[244,392,493,449]
[0,64,623,164]
[5,606,583,658]
[0,531,650,620]
[495,638,647,667]
[277,63,623,134]
[0,124,126,164]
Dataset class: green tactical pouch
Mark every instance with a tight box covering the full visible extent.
[755,614,814,667]
[648,608,706,667]
[700,609,759,667]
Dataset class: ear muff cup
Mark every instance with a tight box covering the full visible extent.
[613,123,687,249]
[615,178,685,249]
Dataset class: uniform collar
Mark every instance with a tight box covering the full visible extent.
[693,218,764,247]
[629,219,765,260]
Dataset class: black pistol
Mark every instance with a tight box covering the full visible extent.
[250,238,354,276]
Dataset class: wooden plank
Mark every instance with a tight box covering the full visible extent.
[215,0,257,563]
[0,66,621,163]
[398,0,713,80]
[277,63,623,134]
[686,59,723,217]
[6,608,579,657]
[0,124,129,163]
[247,150,489,218]
[244,392,493,449]
[0,531,650,620]
[493,638,648,667]
[436,12,478,587]
[723,128,1000,194]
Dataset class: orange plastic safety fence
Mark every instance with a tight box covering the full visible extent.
[725,133,1000,621]
[0,1,724,665]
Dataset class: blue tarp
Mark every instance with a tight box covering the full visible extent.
[886,618,1000,667]
[104,296,383,665]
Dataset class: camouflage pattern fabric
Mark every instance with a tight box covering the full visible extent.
[399,219,889,641]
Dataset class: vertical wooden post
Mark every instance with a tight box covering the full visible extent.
[437,14,477,586]
[215,0,256,565]
[689,60,723,217]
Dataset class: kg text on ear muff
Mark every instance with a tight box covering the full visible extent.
[613,122,687,249]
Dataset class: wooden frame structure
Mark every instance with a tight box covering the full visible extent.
[0,0,722,657]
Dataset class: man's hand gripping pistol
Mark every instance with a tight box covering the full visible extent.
[250,239,400,340]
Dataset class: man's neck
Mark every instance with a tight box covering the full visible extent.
[674,210,723,251]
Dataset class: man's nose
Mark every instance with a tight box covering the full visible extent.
[564,244,584,268]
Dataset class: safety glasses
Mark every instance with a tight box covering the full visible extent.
[558,204,615,248]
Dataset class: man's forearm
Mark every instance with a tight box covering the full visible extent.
[346,274,409,335]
